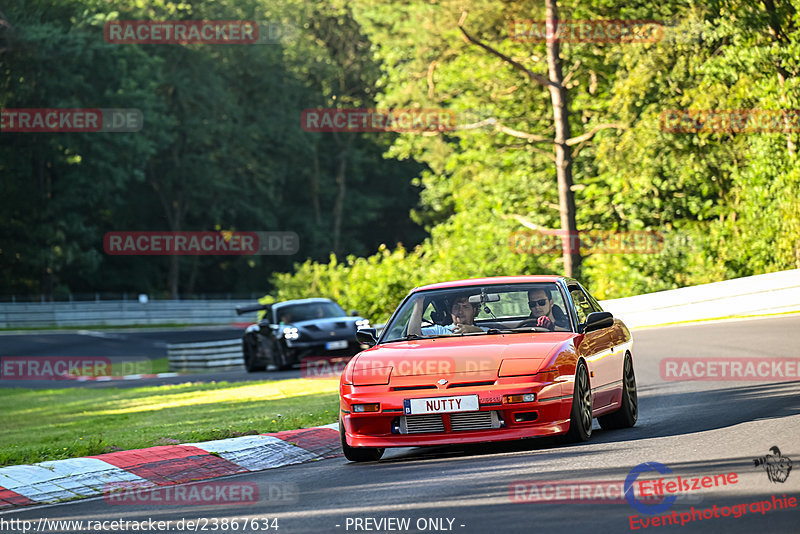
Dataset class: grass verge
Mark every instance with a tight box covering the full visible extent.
[0,378,339,467]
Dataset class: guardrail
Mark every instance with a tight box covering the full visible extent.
[166,325,386,373]
[0,300,255,328]
[600,268,800,328]
[167,339,244,371]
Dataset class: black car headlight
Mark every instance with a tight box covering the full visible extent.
[282,327,300,340]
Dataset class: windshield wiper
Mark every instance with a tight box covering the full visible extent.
[382,333,424,344]
[486,328,516,334]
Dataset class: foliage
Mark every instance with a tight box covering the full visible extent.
[2,0,798,311]
[271,0,800,318]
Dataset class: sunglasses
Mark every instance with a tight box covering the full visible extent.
[528,299,548,307]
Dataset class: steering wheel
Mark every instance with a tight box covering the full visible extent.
[516,318,549,330]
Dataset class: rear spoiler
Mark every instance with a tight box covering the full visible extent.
[235,303,270,315]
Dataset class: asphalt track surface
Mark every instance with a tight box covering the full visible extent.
[0,327,245,359]
[0,327,277,388]
[2,315,800,533]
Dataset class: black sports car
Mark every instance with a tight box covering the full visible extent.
[236,298,370,372]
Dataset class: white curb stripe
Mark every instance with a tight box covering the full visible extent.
[56,372,181,381]
[0,458,153,504]
[186,435,318,471]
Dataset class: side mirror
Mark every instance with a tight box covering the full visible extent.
[349,309,360,317]
[582,311,614,333]
[356,328,378,346]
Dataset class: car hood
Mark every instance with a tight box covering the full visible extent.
[289,316,363,340]
[292,316,362,328]
[353,333,575,379]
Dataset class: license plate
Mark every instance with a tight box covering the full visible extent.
[404,395,479,415]
[326,340,348,350]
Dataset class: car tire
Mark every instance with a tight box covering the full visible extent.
[565,362,593,442]
[598,353,638,430]
[274,342,294,371]
[340,419,384,462]
[242,336,266,373]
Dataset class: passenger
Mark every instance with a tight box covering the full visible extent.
[527,288,570,331]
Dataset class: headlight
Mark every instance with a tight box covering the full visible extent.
[283,327,299,340]
[355,319,370,329]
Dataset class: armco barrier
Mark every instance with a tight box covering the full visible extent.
[167,339,244,371]
[599,269,800,329]
[0,300,255,328]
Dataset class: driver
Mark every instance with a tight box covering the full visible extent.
[527,288,570,331]
[409,292,486,336]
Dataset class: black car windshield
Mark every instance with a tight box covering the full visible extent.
[275,302,346,323]
[381,283,572,342]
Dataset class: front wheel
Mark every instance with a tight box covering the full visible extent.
[242,336,266,372]
[598,353,638,430]
[340,419,384,462]
[565,362,593,442]
[273,341,294,371]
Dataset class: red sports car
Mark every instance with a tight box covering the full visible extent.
[339,276,637,462]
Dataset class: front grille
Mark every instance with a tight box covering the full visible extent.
[391,385,437,391]
[397,411,502,434]
[450,411,502,431]
[400,414,445,434]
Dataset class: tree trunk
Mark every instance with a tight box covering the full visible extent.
[311,143,322,226]
[331,134,354,256]
[545,0,581,278]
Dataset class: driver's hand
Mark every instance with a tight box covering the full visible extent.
[452,324,482,334]
[536,316,554,331]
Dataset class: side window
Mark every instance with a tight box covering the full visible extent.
[422,301,437,323]
[384,298,417,339]
[581,285,604,313]
[569,285,595,324]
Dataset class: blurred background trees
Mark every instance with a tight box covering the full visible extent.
[1,0,798,319]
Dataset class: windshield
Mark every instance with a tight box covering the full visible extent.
[381,283,571,342]
[274,302,346,323]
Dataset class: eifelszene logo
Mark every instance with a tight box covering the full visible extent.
[625,462,678,515]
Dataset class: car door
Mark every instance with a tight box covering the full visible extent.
[569,284,620,410]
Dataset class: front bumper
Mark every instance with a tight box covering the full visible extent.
[340,377,573,448]
[286,339,363,359]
